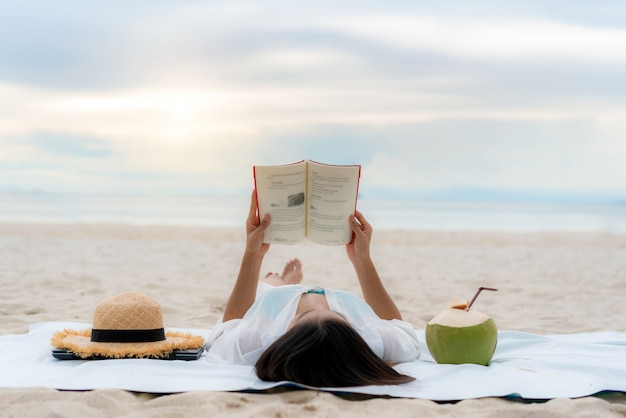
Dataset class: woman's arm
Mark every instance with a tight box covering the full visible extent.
[222,190,271,321]
[346,211,403,321]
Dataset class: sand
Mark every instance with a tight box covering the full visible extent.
[1,222,625,417]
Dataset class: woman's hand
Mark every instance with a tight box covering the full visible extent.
[245,190,271,256]
[346,210,373,264]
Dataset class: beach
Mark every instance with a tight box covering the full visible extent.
[1,222,625,417]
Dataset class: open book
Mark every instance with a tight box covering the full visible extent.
[254,160,361,245]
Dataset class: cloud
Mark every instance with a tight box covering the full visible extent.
[358,120,626,196]
[318,15,626,64]
[1,1,626,199]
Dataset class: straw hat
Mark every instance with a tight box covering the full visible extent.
[51,291,204,359]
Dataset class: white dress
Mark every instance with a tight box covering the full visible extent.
[207,283,420,365]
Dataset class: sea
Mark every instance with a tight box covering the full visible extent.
[1,193,626,232]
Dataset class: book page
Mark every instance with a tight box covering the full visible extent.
[254,161,307,244]
[306,161,361,245]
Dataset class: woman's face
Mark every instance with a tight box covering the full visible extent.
[287,304,347,330]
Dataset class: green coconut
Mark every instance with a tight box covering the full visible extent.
[425,304,498,366]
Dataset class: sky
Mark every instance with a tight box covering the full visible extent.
[1,0,625,202]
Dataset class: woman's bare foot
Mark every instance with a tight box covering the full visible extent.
[282,258,303,284]
[263,258,303,286]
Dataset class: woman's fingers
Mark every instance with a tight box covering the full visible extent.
[354,210,371,231]
[350,214,364,236]
[247,190,259,225]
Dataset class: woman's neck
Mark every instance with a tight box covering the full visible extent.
[295,293,330,315]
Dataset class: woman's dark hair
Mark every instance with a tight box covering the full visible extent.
[255,318,415,387]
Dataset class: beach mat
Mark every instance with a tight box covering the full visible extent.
[1,322,625,401]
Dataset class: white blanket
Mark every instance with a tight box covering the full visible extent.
[1,322,625,401]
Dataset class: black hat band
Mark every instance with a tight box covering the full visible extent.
[90,328,166,343]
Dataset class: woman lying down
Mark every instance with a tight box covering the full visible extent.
[207,191,420,387]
